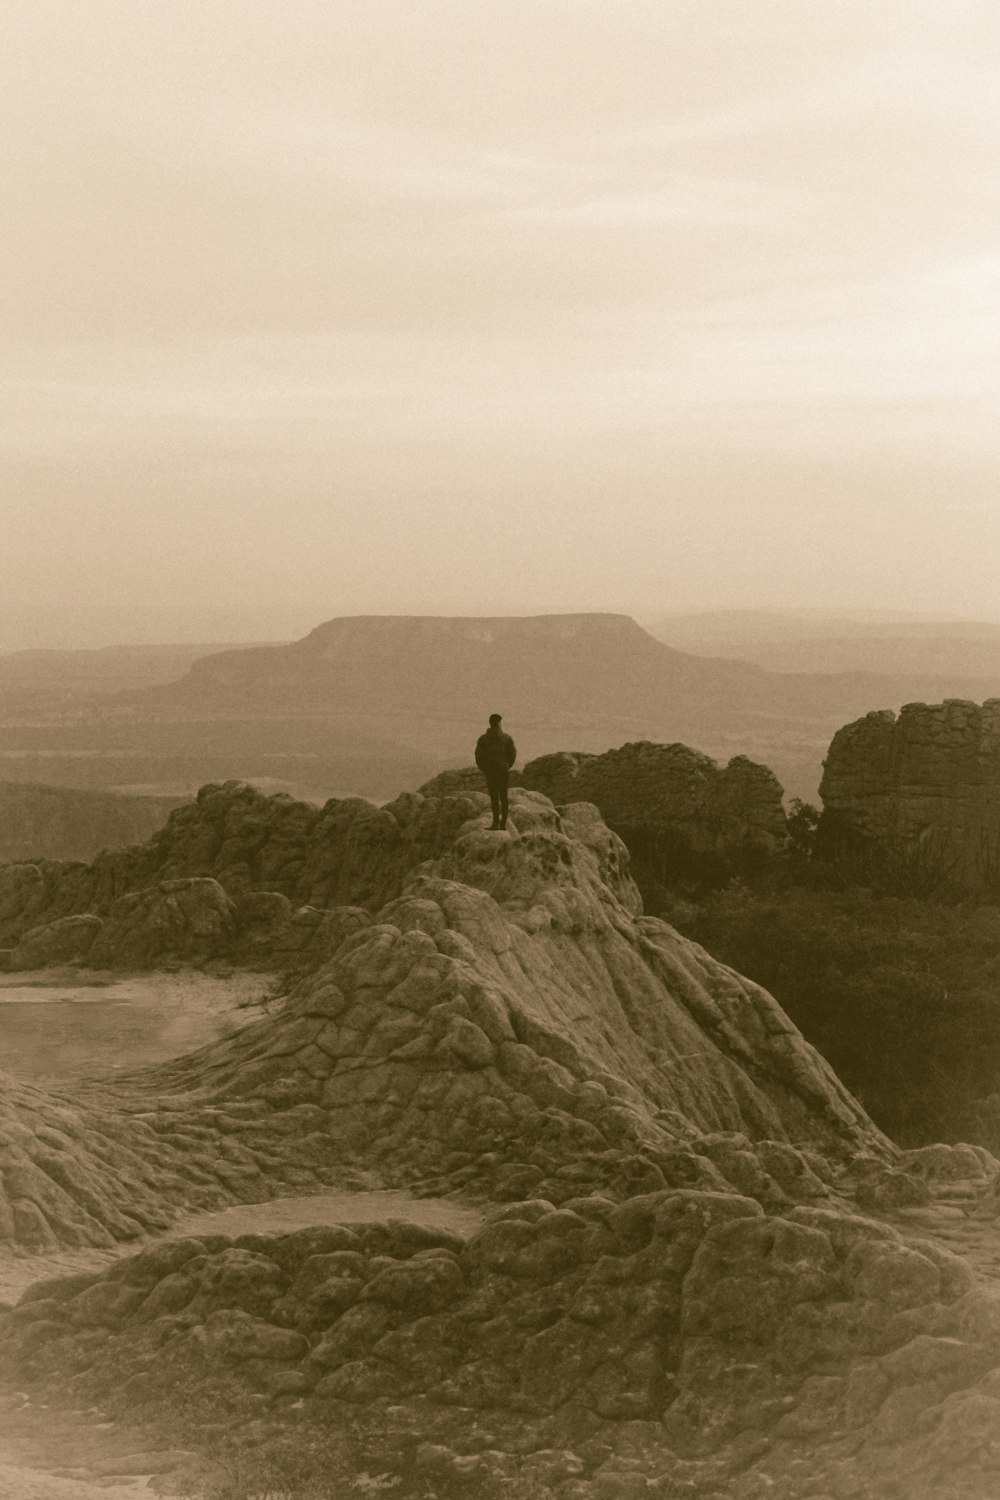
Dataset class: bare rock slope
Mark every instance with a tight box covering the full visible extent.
[3,783,1000,1496]
[0,785,880,1259]
[820,698,1000,888]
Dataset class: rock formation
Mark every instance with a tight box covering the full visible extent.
[0,780,512,969]
[0,784,882,1259]
[4,779,1000,1496]
[820,699,1000,888]
[6,1169,1000,1495]
[521,742,788,858]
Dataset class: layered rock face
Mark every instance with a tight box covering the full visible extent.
[820,699,1000,887]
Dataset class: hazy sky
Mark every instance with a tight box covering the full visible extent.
[3,1,999,641]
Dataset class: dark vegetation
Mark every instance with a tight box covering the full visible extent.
[622,803,1000,1152]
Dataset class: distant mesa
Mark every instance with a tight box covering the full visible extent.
[12,612,1000,805]
[820,698,1000,889]
[136,611,1000,802]
[143,612,766,723]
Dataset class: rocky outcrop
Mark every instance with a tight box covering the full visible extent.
[5,1191,1000,1497]
[4,779,1000,1496]
[521,742,787,857]
[419,765,525,798]
[0,781,519,965]
[0,785,888,1259]
[424,742,788,872]
[820,699,1000,888]
[7,913,103,970]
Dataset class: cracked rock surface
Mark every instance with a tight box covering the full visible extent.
[2,781,1000,1496]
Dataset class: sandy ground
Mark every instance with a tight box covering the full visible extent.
[0,969,278,1087]
[0,1398,215,1500]
[0,1462,151,1500]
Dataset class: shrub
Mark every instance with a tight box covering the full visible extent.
[661,880,1000,1147]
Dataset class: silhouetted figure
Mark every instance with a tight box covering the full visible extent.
[475,713,517,830]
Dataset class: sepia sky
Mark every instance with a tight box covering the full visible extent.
[3,1,1000,642]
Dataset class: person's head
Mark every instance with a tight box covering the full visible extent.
[488,713,502,728]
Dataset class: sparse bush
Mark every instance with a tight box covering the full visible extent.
[786,799,820,861]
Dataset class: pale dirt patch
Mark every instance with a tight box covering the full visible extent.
[171,1187,485,1241]
[0,1459,151,1500]
[0,1400,214,1500]
[0,968,279,1086]
[0,1189,486,1304]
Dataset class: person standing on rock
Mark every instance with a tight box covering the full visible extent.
[475,713,517,830]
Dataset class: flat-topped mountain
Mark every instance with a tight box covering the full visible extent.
[11,614,1000,805]
[134,614,1000,801]
[146,612,767,720]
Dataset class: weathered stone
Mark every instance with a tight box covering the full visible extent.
[88,878,240,967]
[9,914,102,969]
[521,742,788,861]
[202,1309,308,1362]
[820,699,1000,889]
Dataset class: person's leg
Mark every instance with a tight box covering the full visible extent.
[487,777,501,827]
[498,773,509,828]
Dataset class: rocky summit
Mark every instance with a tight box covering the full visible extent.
[820,698,1000,889]
[2,781,1000,1497]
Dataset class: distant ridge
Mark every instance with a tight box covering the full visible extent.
[0,780,185,864]
[651,607,1000,678]
[133,612,1000,799]
[8,615,1000,804]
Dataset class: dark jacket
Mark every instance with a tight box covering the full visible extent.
[475,727,516,777]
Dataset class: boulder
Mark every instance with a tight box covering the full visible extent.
[9,914,102,969]
[820,699,1000,890]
